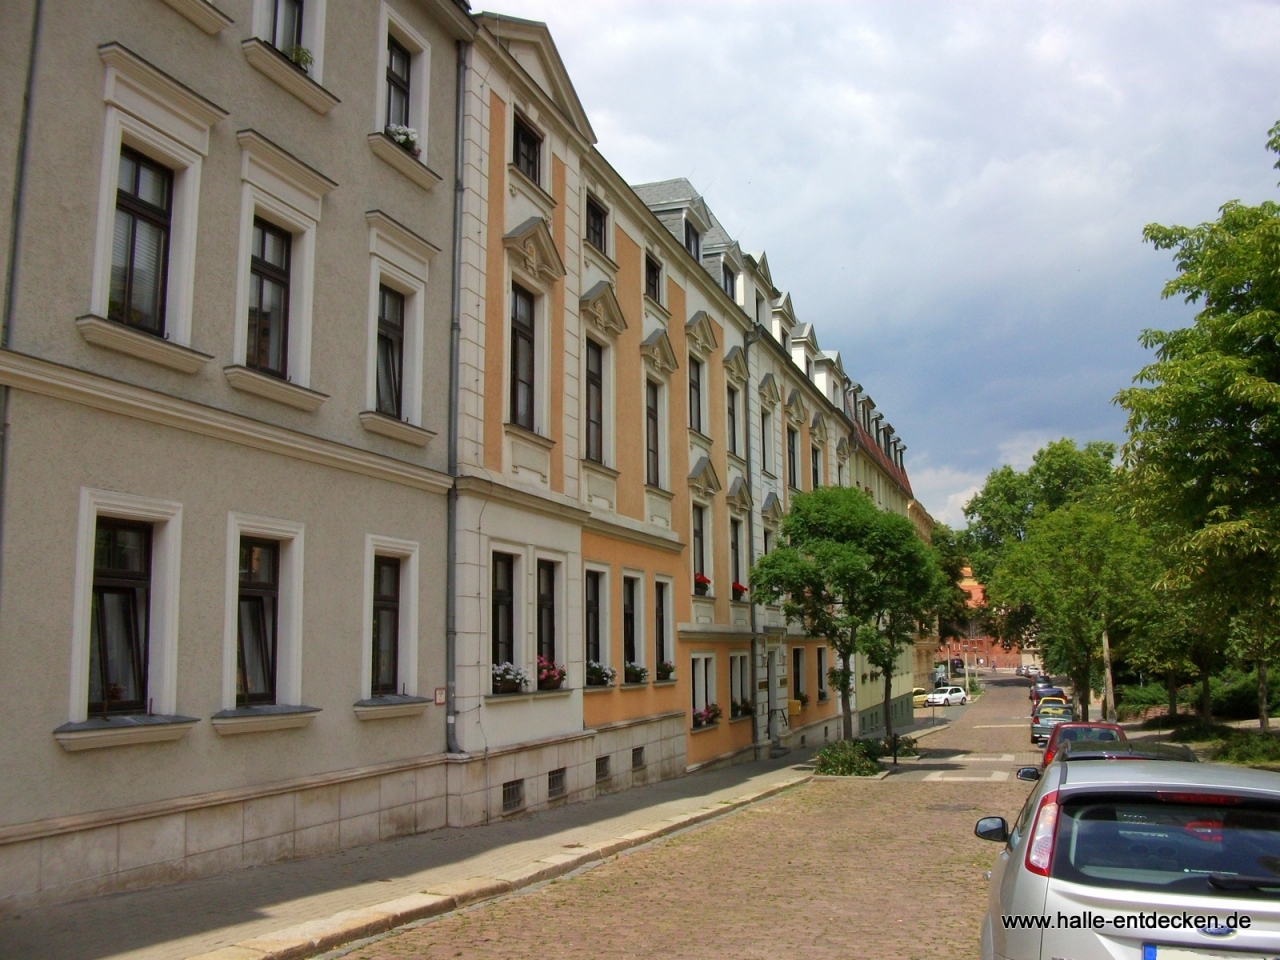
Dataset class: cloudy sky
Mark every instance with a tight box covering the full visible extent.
[487,1,1280,524]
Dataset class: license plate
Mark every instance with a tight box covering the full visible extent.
[1144,945,1280,959]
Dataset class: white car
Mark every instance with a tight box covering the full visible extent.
[925,686,967,707]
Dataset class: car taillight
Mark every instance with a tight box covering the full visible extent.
[1043,747,1056,765]
[1157,792,1242,805]
[1024,790,1059,877]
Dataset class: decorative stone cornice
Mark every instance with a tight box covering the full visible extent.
[723,345,748,388]
[580,280,627,337]
[688,455,722,500]
[758,372,781,408]
[684,310,718,358]
[640,328,678,376]
[762,491,783,524]
[726,475,752,512]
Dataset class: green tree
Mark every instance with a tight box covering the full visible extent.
[750,487,941,741]
[963,439,1116,581]
[988,497,1158,720]
[1118,121,1280,721]
[930,523,972,641]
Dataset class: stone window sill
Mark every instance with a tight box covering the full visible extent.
[652,678,677,686]
[584,683,614,693]
[620,681,650,690]
[729,714,753,723]
[210,704,320,735]
[690,722,721,734]
[368,133,443,191]
[53,714,199,752]
[241,38,339,114]
[504,421,555,449]
[224,364,328,411]
[353,694,431,720]
[484,688,573,705]
[359,410,435,446]
[507,162,556,215]
[160,0,233,32]
[77,314,213,373]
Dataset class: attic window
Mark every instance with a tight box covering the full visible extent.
[684,220,701,260]
[722,263,735,298]
[513,115,542,184]
[805,357,812,379]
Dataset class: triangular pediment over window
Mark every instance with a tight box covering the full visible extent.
[580,280,627,337]
[810,413,828,443]
[685,310,719,357]
[640,328,678,376]
[786,388,808,424]
[836,436,850,460]
[727,475,752,512]
[504,216,565,282]
[688,455,723,500]
[758,372,781,407]
[723,345,748,387]
[762,491,783,524]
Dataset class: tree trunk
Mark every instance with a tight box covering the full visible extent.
[1199,661,1212,725]
[1101,627,1116,723]
[1260,659,1270,734]
[1076,670,1090,722]
[883,664,894,742]
[1166,670,1178,725]
[840,651,854,740]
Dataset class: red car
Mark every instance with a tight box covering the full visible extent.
[1040,721,1125,767]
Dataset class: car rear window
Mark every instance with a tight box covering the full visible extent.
[1059,728,1119,742]
[1037,706,1072,719]
[1052,794,1280,897]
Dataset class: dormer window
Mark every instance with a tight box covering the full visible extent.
[645,255,662,301]
[684,220,701,260]
[722,263,736,298]
[781,329,789,352]
[586,197,607,254]
[805,357,812,379]
[513,115,542,184]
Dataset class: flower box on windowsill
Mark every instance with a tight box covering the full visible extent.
[53,713,199,752]
[690,721,720,733]
[368,132,443,191]
[241,38,339,114]
[211,704,320,735]
[693,583,709,597]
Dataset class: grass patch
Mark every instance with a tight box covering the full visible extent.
[1215,730,1280,765]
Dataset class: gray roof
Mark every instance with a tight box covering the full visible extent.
[631,178,698,207]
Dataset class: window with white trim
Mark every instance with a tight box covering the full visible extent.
[233,131,336,391]
[653,577,672,673]
[91,45,227,351]
[729,653,750,717]
[817,646,829,701]
[646,378,664,487]
[376,4,431,154]
[222,513,305,710]
[792,646,805,700]
[691,653,715,713]
[365,211,432,427]
[70,489,184,723]
[362,535,420,699]
[584,566,610,681]
[253,0,328,81]
[760,409,773,474]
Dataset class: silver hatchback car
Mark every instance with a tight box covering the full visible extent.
[975,754,1280,959]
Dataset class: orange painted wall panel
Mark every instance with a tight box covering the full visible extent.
[612,228,644,522]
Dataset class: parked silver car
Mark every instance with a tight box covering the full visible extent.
[974,756,1280,959]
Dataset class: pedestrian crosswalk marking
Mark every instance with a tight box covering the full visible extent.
[922,770,1010,782]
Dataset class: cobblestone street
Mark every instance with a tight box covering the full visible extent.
[345,676,1034,960]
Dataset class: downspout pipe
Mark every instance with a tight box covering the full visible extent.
[0,0,43,599]
[742,324,764,755]
[445,37,467,755]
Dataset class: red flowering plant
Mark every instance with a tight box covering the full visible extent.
[693,572,712,595]
[536,655,566,690]
[731,581,748,601]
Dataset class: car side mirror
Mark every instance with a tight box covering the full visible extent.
[974,816,1009,843]
[1016,766,1041,782]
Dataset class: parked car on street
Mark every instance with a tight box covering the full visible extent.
[1039,722,1124,768]
[1030,703,1073,744]
[1030,685,1066,707]
[974,758,1278,960]
[912,687,930,708]
[926,686,968,707]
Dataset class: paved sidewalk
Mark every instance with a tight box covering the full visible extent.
[0,751,815,960]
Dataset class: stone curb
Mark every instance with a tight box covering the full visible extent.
[181,775,810,960]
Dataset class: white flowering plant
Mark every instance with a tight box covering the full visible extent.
[385,124,421,157]
[491,662,529,692]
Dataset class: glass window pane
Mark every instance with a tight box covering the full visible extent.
[373,606,398,690]
[109,210,132,319]
[239,541,278,585]
[100,590,145,705]
[375,557,400,597]
[129,218,165,331]
[389,87,409,127]
[377,333,401,416]
[237,596,274,699]
[118,153,137,194]
[136,162,168,209]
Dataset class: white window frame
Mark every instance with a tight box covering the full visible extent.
[690,498,713,594]
[222,513,306,709]
[687,354,706,435]
[508,267,552,437]
[760,408,774,476]
[653,574,673,672]
[366,211,434,425]
[792,646,806,698]
[817,646,829,700]
[375,3,431,140]
[530,549,567,669]
[691,653,715,713]
[253,0,329,83]
[729,652,749,706]
[488,543,524,672]
[233,131,335,389]
[644,374,669,489]
[69,489,184,723]
[583,562,611,668]
[91,47,227,348]
[361,534,420,699]
[582,334,615,466]
[621,569,645,668]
